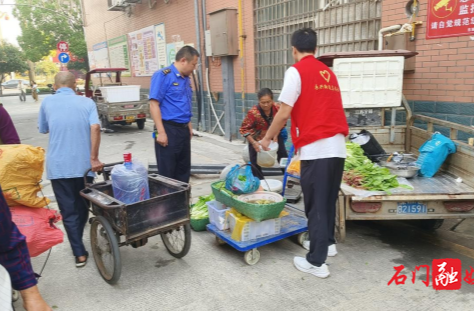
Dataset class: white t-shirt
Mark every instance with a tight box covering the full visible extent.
[278,66,347,161]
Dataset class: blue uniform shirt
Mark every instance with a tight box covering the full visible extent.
[149,64,193,123]
[38,88,100,179]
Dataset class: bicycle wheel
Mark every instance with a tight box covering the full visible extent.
[90,216,122,284]
[161,223,191,258]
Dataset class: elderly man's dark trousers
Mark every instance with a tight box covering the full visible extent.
[154,122,191,183]
[300,157,345,267]
[51,177,93,257]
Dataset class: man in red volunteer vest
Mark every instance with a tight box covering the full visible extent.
[261,28,348,278]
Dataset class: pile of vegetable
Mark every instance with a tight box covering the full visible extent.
[190,194,215,219]
[248,199,274,205]
[344,142,410,193]
[214,181,236,197]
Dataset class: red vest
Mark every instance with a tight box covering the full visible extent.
[291,56,349,150]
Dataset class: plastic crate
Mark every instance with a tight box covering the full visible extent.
[99,85,140,103]
[227,211,282,242]
[207,200,230,230]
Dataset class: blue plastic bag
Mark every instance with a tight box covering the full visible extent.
[225,164,261,195]
[416,133,456,178]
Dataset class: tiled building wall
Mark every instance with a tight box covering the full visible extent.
[82,0,257,136]
[382,0,474,131]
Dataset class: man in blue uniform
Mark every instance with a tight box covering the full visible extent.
[149,46,200,183]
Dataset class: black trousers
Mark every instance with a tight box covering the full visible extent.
[51,177,93,257]
[300,157,345,266]
[249,134,288,179]
[154,122,191,183]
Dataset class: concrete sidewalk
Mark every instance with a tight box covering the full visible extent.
[2,95,474,311]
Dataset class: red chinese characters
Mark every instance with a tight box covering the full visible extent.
[464,266,474,285]
[427,0,474,39]
[388,265,408,286]
[389,259,471,289]
[432,259,462,290]
[412,265,431,287]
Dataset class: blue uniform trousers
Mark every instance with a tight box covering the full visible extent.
[154,121,191,183]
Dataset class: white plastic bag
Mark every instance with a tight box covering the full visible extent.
[242,145,250,163]
[257,141,279,168]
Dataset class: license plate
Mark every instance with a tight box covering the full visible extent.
[124,104,134,108]
[126,116,135,121]
[397,202,427,214]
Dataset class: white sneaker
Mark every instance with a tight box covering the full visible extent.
[302,241,338,257]
[293,257,330,278]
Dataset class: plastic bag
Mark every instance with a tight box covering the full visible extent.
[242,145,250,163]
[0,144,50,208]
[111,160,150,204]
[257,141,279,167]
[287,154,301,177]
[416,133,456,178]
[10,206,64,257]
[225,164,261,195]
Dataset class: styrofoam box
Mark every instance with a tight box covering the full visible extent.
[333,56,405,109]
[99,85,140,103]
[207,200,230,231]
[227,212,282,242]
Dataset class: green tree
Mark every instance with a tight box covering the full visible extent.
[0,41,29,95]
[36,59,59,78]
[12,0,89,79]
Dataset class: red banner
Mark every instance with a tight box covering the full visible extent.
[427,0,474,39]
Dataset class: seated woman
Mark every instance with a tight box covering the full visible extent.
[240,88,288,179]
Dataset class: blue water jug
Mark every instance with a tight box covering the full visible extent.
[111,161,150,204]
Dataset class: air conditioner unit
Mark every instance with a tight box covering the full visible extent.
[107,0,129,11]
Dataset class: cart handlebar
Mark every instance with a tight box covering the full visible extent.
[83,161,124,186]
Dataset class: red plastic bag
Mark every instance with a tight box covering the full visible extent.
[10,206,64,257]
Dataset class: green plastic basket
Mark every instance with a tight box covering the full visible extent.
[190,217,209,231]
[211,181,286,222]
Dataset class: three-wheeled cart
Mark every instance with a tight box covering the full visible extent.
[80,166,191,284]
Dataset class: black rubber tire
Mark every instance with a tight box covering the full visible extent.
[161,223,192,259]
[90,216,122,285]
[419,219,444,230]
[136,119,145,130]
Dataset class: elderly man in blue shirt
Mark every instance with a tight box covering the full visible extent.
[149,46,200,183]
[38,72,103,267]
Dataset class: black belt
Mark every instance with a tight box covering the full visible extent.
[163,120,189,128]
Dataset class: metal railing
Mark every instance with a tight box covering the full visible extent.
[254,0,381,91]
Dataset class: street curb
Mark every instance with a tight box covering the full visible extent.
[418,232,474,260]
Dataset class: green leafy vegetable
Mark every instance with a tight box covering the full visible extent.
[238,175,247,182]
[190,194,215,219]
[214,181,236,197]
[344,142,408,194]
